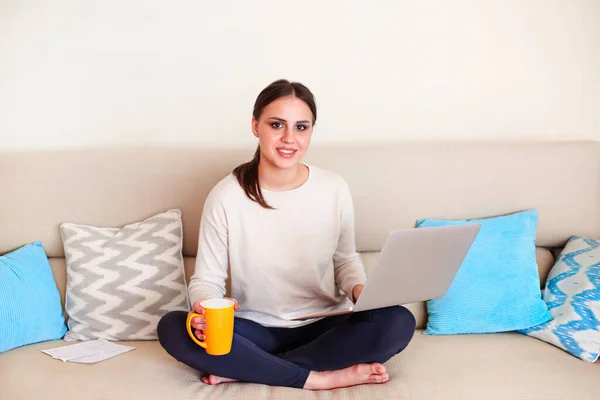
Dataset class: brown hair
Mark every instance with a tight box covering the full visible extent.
[233,79,317,209]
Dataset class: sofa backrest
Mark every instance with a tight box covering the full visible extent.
[2,141,599,329]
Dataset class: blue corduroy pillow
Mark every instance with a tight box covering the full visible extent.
[0,242,67,353]
[417,210,552,335]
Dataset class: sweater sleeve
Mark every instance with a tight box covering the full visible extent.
[187,193,229,307]
[333,180,367,301]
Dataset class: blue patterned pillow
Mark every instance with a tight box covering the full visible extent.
[417,210,552,335]
[519,236,600,362]
[0,242,67,353]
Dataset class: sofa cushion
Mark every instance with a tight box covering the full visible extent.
[0,242,67,353]
[536,246,555,289]
[1,331,598,400]
[2,143,600,259]
[60,209,189,341]
[417,210,552,335]
[519,236,600,362]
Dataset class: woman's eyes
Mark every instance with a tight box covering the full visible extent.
[269,122,309,131]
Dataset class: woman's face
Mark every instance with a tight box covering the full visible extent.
[252,96,314,171]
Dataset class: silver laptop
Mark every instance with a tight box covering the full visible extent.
[290,223,481,321]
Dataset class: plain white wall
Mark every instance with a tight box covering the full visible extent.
[1,0,599,150]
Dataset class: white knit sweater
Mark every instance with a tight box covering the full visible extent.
[188,165,367,327]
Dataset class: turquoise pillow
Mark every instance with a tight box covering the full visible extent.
[0,242,67,353]
[417,210,552,335]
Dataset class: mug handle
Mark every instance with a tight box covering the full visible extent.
[186,312,207,349]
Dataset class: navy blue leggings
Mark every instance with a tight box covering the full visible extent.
[157,305,416,389]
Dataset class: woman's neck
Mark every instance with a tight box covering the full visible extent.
[258,161,308,191]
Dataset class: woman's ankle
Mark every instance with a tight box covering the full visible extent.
[303,371,325,390]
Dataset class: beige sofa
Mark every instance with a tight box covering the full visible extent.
[1,141,599,400]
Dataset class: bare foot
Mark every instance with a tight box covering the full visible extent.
[304,363,389,390]
[201,374,238,385]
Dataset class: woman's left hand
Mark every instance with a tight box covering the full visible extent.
[352,284,364,303]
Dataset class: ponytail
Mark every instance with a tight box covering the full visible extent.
[233,145,274,209]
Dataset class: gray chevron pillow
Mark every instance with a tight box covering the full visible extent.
[60,209,189,341]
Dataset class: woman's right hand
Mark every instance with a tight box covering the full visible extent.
[190,298,240,340]
[190,301,208,340]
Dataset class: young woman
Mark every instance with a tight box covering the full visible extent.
[157,79,416,390]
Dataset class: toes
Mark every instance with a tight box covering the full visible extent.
[201,375,220,385]
[371,373,390,383]
[373,363,387,375]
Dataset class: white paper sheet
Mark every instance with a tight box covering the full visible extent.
[41,339,135,363]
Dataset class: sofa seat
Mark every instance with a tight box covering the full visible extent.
[1,330,597,400]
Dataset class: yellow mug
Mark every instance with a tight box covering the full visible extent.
[186,299,234,356]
